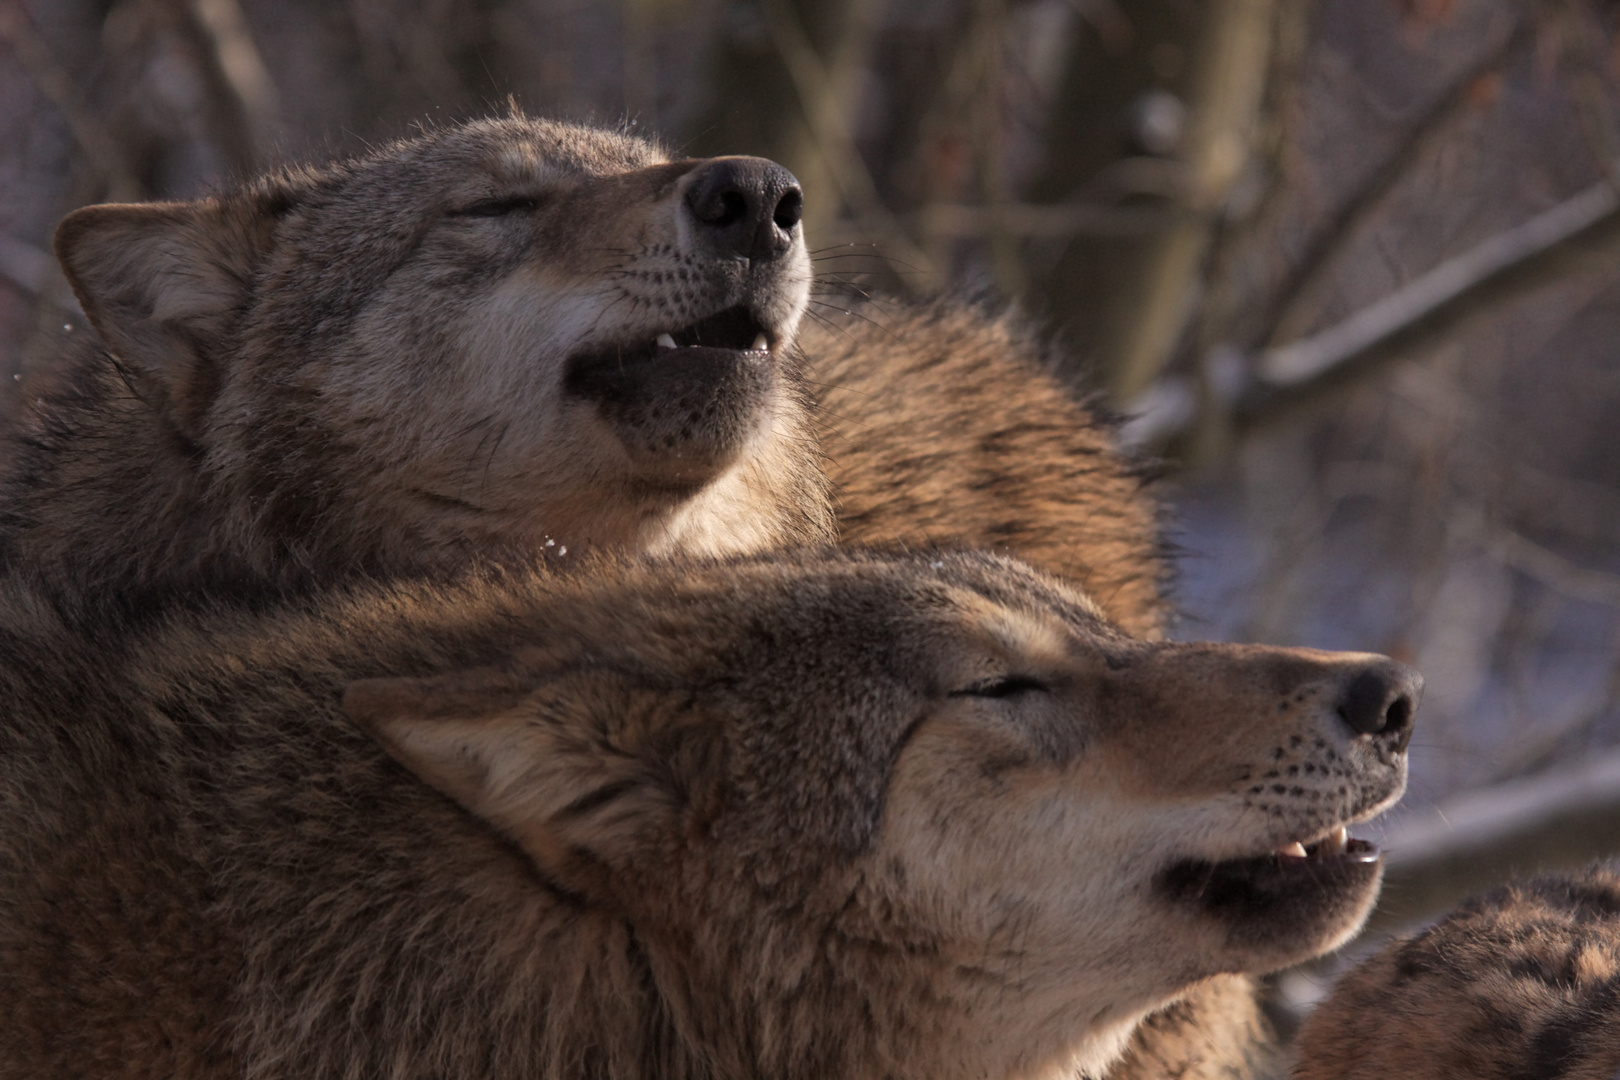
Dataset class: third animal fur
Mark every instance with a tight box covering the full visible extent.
[1294,863,1620,1079]
[0,113,1393,1077]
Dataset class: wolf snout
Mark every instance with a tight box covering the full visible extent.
[1333,659,1420,749]
[684,157,803,263]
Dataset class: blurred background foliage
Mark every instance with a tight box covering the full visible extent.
[5,0,1620,1001]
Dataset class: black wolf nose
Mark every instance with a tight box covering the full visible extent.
[684,157,803,263]
[1335,660,1421,748]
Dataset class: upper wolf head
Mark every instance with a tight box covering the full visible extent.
[10,115,829,613]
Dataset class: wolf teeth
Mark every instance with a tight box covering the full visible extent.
[653,332,770,351]
[1277,826,1349,861]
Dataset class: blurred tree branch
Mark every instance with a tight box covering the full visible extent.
[189,0,281,159]
[1256,11,1528,351]
[1487,520,1620,610]
[1110,0,1274,401]
[0,2,143,200]
[1255,179,1620,390]
[756,0,935,281]
[1369,743,1620,934]
[1126,176,1620,450]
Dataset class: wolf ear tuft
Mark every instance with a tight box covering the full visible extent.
[346,666,703,904]
[53,197,276,435]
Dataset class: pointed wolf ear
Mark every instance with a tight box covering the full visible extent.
[53,197,276,433]
[345,665,709,903]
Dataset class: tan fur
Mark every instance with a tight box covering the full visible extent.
[1292,863,1620,1080]
[806,302,1166,637]
[1,115,830,622]
[0,549,1416,1080]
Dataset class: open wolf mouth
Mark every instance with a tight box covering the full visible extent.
[1156,826,1383,923]
[566,305,772,384]
[563,303,779,471]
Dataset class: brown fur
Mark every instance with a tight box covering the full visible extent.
[807,302,1166,637]
[0,115,830,623]
[1292,863,1620,1080]
[5,116,1264,1077]
[0,549,1416,1080]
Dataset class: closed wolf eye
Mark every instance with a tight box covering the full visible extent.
[952,675,1050,699]
[449,195,545,218]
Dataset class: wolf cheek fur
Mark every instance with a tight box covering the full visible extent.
[0,550,1419,1080]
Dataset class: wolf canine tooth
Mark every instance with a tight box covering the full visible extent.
[1279,841,1308,858]
[656,333,676,348]
[750,333,769,352]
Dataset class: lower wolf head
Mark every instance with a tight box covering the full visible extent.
[4,114,829,613]
[0,549,1417,1079]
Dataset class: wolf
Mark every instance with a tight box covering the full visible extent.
[0,115,831,621]
[1292,863,1620,1080]
[0,548,1420,1080]
[1,114,1162,645]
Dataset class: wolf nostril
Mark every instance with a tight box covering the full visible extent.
[773,188,803,230]
[1335,663,1421,746]
[684,157,802,262]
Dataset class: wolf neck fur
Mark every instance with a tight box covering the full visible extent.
[0,344,831,623]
